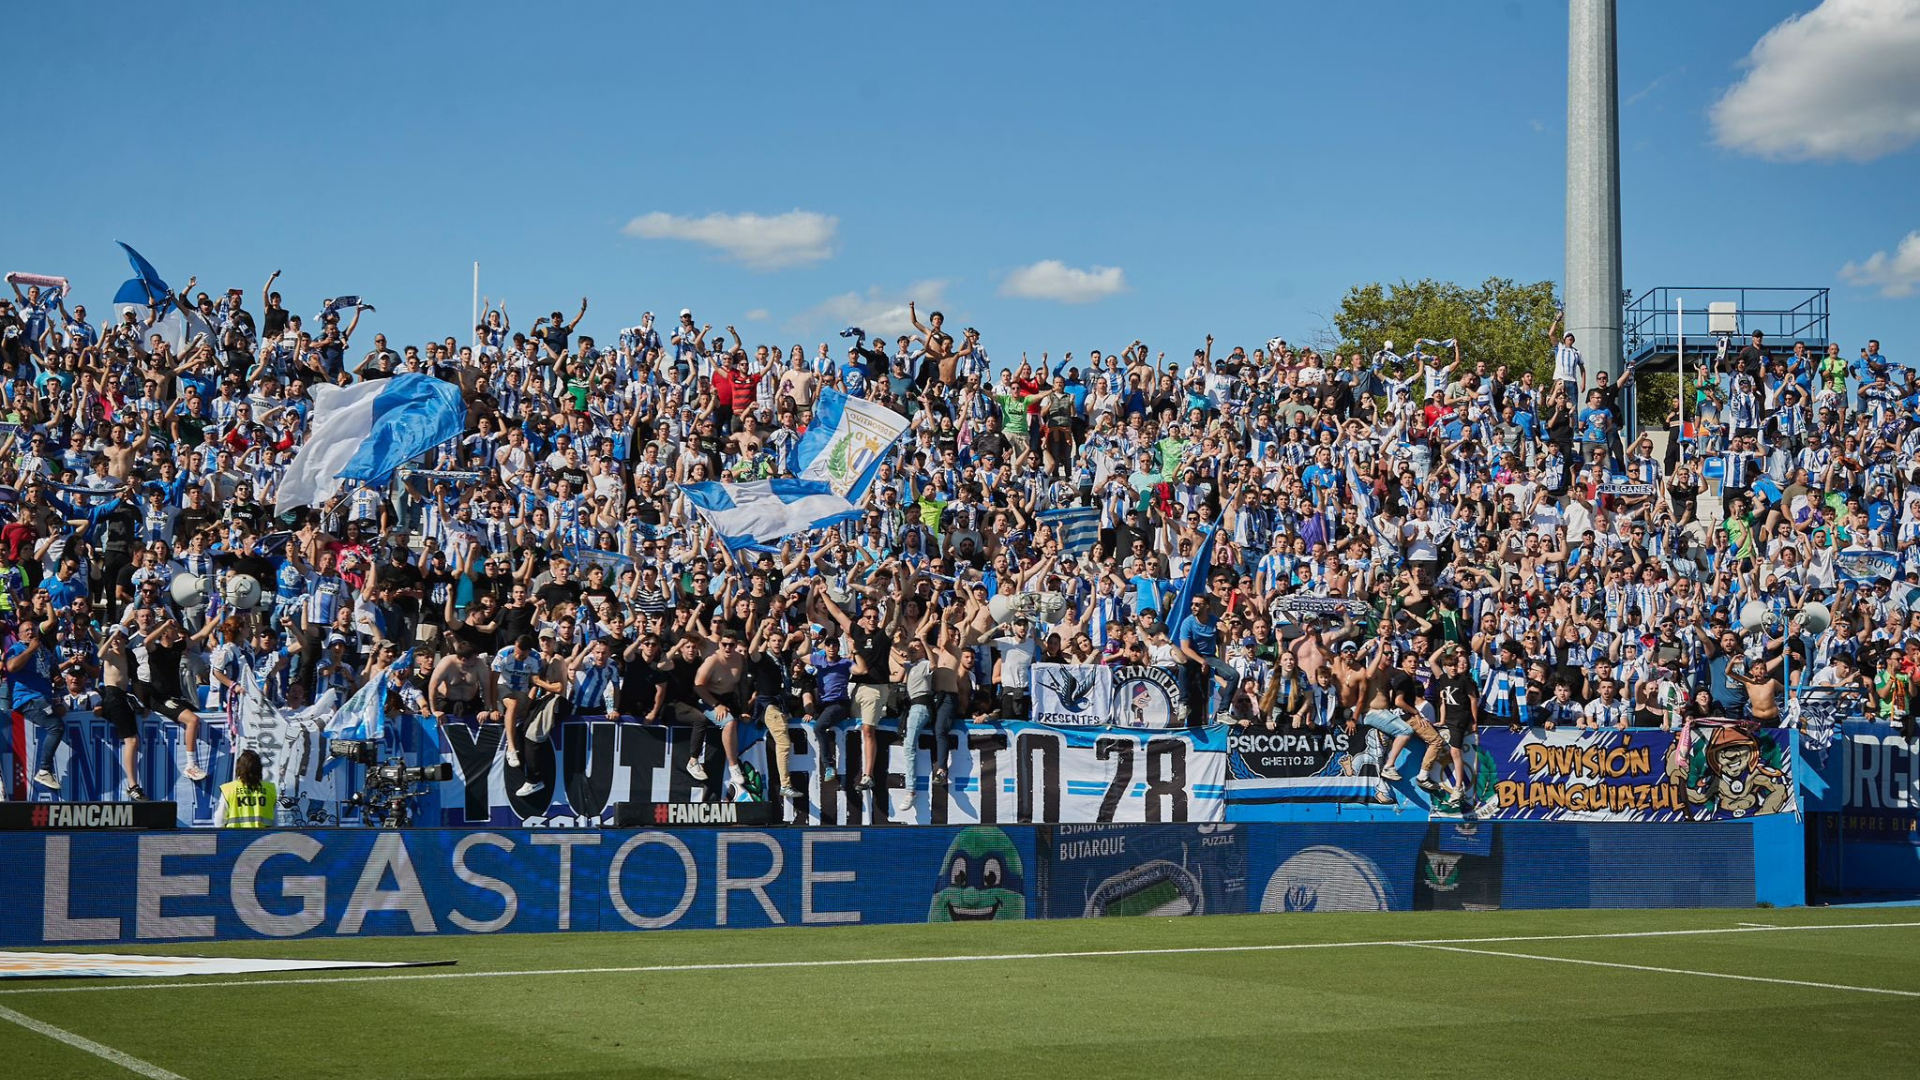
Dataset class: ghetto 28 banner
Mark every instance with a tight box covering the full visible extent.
[435,716,1227,828]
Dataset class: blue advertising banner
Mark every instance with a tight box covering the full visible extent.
[0,825,1038,947]
[0,820,1768,947]
[1039,823,1247,918]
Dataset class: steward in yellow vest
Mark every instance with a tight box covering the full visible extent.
[217,749,277,828]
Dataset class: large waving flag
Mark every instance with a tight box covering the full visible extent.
[682,479,864,552]
[791,388,911,500]
[1170,520,1220,620]
[276,374,466,511]
[111,241,187,353]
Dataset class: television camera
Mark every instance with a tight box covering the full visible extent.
[329,739,453,828]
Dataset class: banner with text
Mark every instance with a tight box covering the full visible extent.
[434,716,1227,828]
[1028,664,1187,728]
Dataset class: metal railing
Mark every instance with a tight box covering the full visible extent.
[1623,286,1830,364]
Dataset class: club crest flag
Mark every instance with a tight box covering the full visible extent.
[792,388,910,501]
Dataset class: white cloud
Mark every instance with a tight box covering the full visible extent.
[1710,0,1920,162]
[794,280,951,338]
[999,260,1128,303]
[620,210,837,269]
[744,308,770,321]
[1840,230,1920,296]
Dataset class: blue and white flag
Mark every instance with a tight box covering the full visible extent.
[1171,520,1220,620]
[325,671,387,742]
[111,241,187,353]
[681,478,864,552]
[1835,547,1902,583]
[1038,505,1100,555]
[276,374,466,511]
[790,388,911,500]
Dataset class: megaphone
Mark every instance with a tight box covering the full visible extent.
[1034,592,1069,623]
[987,594,1021,625]
[170,573,209,608]
[1738,600,1773,636]
[1793,601,1831,636]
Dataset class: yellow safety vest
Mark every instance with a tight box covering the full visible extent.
[220,780,277,828]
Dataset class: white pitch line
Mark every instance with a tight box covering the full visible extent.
[3,919,1918,997]
[1736,922,1776,929]
[0,1003,189,1079]
[1405,943,1920,999]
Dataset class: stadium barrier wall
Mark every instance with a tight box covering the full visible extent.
[1800,722,1920,896]
[0,820,1776,948]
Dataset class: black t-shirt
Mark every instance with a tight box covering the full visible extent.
[663,658,701,706]
[263,306,289,340]
[1430,672,1477,725]
[619,656,668,717]
[498,600,535,644]
[1389,670,1424,711]
[176,507,217,540]
[536,579,581,610]
[850,624,892,684]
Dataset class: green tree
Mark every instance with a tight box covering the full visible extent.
[1331,278,1561,382]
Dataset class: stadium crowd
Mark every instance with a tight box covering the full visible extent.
[0,268,1912,814]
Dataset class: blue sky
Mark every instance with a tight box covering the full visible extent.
[7,0,1917,368]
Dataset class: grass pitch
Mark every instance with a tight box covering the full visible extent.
[4,907,1919,1079]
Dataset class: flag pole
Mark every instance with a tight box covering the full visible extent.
[471,262,479,350]
[1675,296,1684,463]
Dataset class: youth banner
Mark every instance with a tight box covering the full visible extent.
[433,715,1226,827]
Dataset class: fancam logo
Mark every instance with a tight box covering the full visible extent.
[32,804,135,829]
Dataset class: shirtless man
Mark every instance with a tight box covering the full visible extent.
[101,419,154,482]
[777,348,816,408]
[1731,636,1787,726]
[909,301,959,386]
[928,603,970,783]
[694,629,751,793]
[1336,628,1415,783]
[428,636,490,722]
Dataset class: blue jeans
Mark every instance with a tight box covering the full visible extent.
[22,697,63,775]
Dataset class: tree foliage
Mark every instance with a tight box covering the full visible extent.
[1331,278,1561,382]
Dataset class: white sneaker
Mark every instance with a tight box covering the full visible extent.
[893,796,915,817]
[779,784,803,800]
[514,779,545,797]
[1379,766,1402,781]
[32,769,58,790]
[728,766,746,789]
[506,748,521,768]
[685,759,708,782]
[183,763,208,783]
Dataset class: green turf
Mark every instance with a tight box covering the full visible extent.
[5,907,1920,1079]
